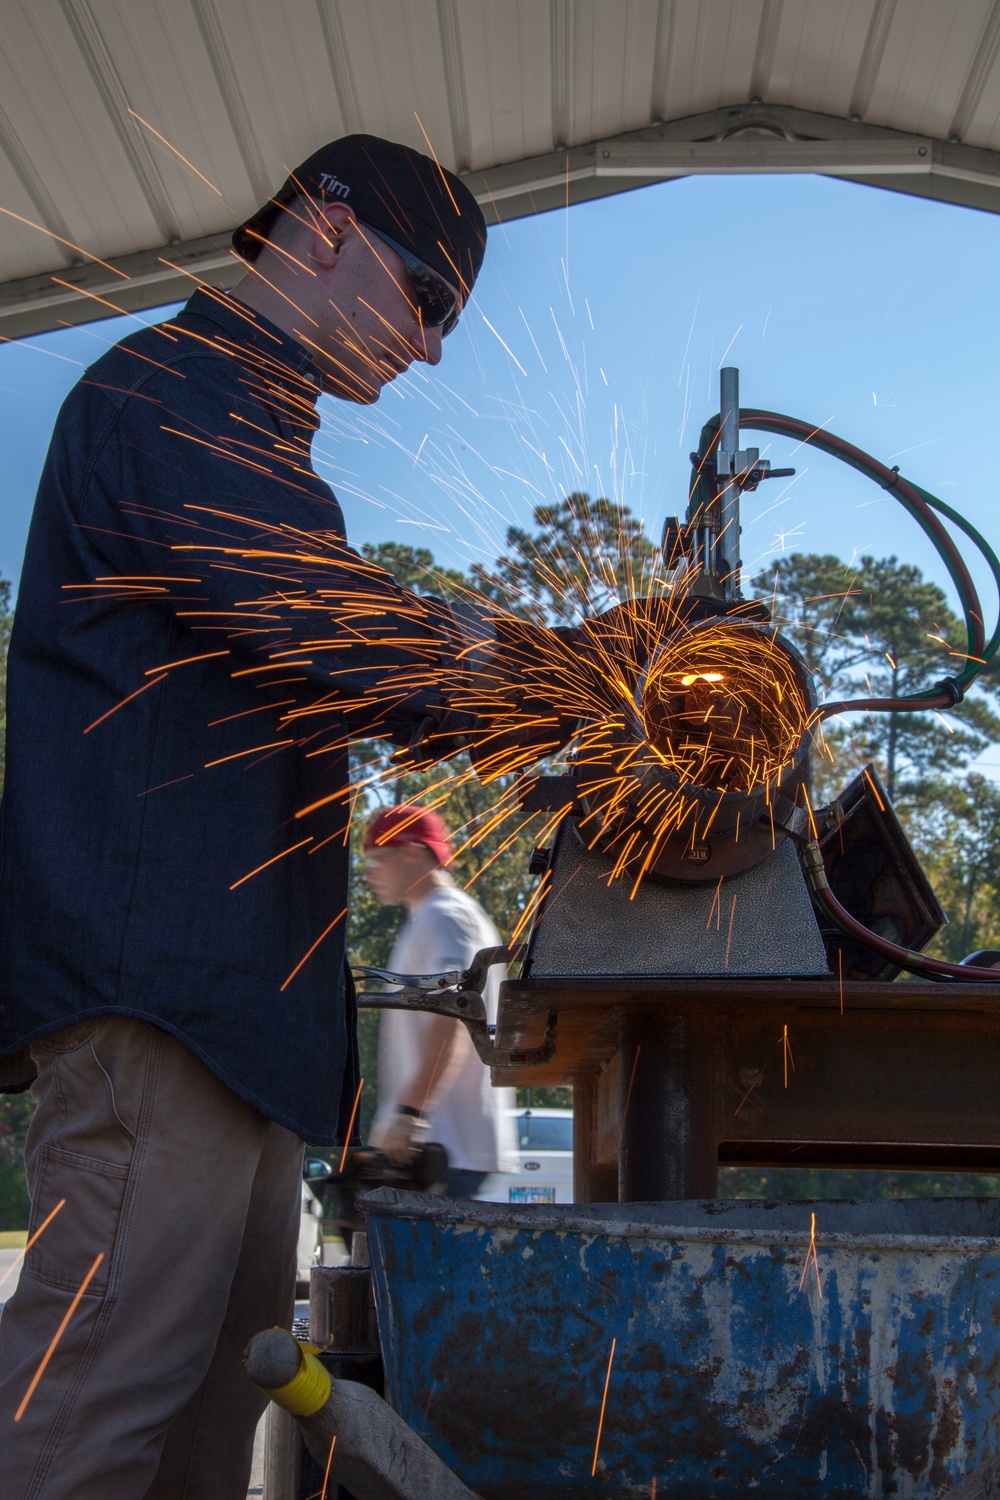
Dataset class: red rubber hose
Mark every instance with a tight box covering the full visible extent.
[801,840,1000,984]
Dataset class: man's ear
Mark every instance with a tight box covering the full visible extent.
[312,203,358,270]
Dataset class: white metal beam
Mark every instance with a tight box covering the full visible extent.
[1,104,998,341]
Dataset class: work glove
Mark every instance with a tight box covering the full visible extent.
[566,599,677,675]
[466,601,713,780]
[376,1106,430,1168]
[388,595,498,772]
[390,705,478,773]
[392,596,756,781]
[469,602,682,777]
[466,616,582,782]
[467,599,736,780]
[390,602,581,780]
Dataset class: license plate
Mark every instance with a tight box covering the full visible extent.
[510,1186,556,1204]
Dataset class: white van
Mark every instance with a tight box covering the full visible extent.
[476,1107,573,1205]
[297,1178,325,1289]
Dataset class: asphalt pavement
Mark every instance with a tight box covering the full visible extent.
[0,1246,23,1310]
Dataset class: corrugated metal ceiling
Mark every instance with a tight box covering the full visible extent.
[1,0,998,337]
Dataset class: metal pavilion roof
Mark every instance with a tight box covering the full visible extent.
[1,0,998,339]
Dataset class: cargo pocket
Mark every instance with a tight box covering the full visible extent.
[25,1144,128,1296]
[31,1017,104,1056]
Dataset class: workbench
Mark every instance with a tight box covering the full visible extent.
[492,977,1000,1202]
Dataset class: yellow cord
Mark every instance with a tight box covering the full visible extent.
[261,1339,331,1418]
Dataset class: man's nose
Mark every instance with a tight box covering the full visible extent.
[416,323,444,366]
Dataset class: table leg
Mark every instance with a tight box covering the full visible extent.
[572,1076,618,1202]
[617,1008,718,1201]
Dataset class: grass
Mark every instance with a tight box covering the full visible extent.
[0,1230,27,1249]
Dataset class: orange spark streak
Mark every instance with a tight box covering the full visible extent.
[83,673,167,734]
[243,229,317,277]
[461,810,554,890]
[51,298,184,378]
[138,774,195,798]
[0,206,128,278]
[861,767,886,811]
[208,698,296,727]
[280,908,347,992]
[0,1199,66,1294]
[159,426,275,475]
[145,649,230,676]
[621,1046,642,1131]
[319,1432,337,1500]
[591,1337,617,1476]
[724,893,738,970]
[509,872,550,946]
[234,664,314,679]
[15,1252,105,1421]
[230,837,313,890]
[412,112,460,215]
[240,257,319,326]
[338,1080,365,1173]
[783,1024,793,1088]
[160,275,284,346]
[733,1065,766,1118]
[204,741,292,769]
[798,1212,822,1299]
[24,1200,67,1253]
[706,876,724,932]
[126,109,223,195]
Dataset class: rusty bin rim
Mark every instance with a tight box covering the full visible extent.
[357,1188,1000,1255]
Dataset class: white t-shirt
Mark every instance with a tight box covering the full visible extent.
[372,884,517,1172]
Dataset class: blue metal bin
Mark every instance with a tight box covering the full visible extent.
[360,1191,1000,1498]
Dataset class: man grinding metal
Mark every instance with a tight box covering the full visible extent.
[0,135,598,1499]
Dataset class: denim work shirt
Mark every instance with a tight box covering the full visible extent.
[0,288,460,1144]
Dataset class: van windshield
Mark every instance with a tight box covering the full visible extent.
[518,1116,573,1151]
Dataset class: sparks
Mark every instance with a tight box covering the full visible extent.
[798,1212,822,1300]
[338,1079,365,1173]
[0,1198,67,1295]
[591,1336,617,1477]
[15,1252,105,1421]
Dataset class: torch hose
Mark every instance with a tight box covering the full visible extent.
[801,839,1000,983]
[690,411,1000,717]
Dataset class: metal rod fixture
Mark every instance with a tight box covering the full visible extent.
[717,366,741,598]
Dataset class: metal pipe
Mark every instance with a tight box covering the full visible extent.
[717,367,741,598]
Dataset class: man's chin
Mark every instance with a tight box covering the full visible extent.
[320,366,384,404]
[327,380,381,406]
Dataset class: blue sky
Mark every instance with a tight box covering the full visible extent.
[2,170,997,629]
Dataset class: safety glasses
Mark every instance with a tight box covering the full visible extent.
[361,223,462,337]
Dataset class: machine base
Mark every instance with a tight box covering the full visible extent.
[524,823,830,978]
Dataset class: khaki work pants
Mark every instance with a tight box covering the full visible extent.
[0,1016,303,1500]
